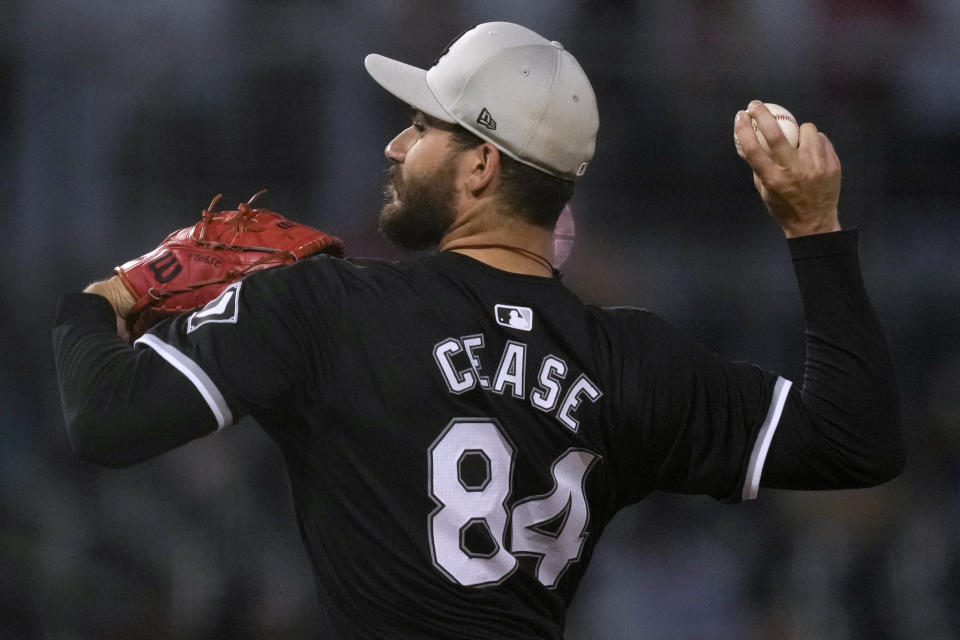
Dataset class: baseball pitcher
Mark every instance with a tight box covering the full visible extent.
[54,22,903,639]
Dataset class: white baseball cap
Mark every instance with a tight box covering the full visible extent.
[364,22,599,180]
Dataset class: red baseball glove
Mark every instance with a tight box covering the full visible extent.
[115,190,344,340]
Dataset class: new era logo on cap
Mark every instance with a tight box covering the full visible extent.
[477,107,497,130]
[495,304,533,331]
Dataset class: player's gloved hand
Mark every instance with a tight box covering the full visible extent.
[735,100,842,238]
[89,190,344,342]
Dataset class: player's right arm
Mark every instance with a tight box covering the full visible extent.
[610,229,902,502]
[605,104,901,502]
[733,101,904,488]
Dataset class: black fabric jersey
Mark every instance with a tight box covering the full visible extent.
[134,251,783,638]
[53,230,903,639]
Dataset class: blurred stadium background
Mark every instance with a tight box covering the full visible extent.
[2,1,958,638]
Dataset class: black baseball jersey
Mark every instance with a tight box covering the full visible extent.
[133,250,782,637]
[53,230,903,639]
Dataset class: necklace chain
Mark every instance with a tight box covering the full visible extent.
[443,243,555,275]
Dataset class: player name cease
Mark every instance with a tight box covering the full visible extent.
[433,334,602,432]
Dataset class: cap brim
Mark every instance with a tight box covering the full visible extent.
[364,54,454,123]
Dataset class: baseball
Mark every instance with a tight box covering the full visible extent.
[735,102,800,157]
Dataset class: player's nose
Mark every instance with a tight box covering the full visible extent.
[385,126,415,163]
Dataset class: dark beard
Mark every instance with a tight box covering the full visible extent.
[378,161,458,251]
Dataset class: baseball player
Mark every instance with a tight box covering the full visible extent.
[54,22,903,639]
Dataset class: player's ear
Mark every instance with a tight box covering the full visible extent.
[464,142,500,195]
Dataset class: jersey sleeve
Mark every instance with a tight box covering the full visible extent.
[134,256,342,429]
[608,229,903,504]
[53,292,219,467]
[608,308,788,503]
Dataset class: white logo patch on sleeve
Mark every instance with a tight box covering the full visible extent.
[187,281,242,333]
[494,304,533,332]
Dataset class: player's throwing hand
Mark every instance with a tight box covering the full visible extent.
[735,100,842,238]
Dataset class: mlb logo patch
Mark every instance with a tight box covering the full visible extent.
[495,304,533,331]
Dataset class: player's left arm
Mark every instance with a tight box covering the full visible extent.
[55,261,325,467]
[53,291,218,467]
[55,196,342,467]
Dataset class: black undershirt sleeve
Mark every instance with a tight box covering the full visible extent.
[53,293,217,467]
[761,230,904,489]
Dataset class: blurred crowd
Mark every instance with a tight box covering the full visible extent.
[2,1,958,638]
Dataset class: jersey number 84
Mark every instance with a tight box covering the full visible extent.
[428,418,599,588]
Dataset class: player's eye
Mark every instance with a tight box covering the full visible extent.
[412,121,426,134]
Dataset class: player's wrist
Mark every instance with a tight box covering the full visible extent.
[780,214,841,238]
[83,275,136,318]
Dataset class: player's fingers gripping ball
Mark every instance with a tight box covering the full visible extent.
[115,190,345,341]
[734,102,800,157]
